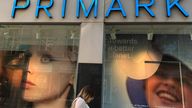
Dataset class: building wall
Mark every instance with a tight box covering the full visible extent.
[1,1,192,108]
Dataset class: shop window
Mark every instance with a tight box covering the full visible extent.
[103,25,192,108]
[0,25,80,108]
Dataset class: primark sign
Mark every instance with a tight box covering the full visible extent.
[11,0,189,18]
[0,0,191,22]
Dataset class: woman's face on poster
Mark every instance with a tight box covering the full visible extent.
[145,64,192,108]
[7,46,76,102]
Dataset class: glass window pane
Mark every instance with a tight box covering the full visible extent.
[103,25,192,108]
[0,25,80,108]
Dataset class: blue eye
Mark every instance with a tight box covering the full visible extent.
[40,54,54,63]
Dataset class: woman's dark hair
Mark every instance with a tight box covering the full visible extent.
[0,76,10,106]
[0,51,11,106]
[77,85,95,101]
[66,84,74,108]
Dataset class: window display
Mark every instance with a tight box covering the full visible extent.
[0,25,80,108]
[103,25,192,108]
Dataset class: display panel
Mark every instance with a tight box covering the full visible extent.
[0,25,80,108]
[103,25,192,108]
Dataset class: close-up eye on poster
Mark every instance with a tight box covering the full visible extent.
[0,25,80,108]
[103,25,192,108]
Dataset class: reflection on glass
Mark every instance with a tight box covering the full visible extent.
[0,25,79,108]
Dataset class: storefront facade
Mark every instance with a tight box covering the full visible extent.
[1,0,192,108]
